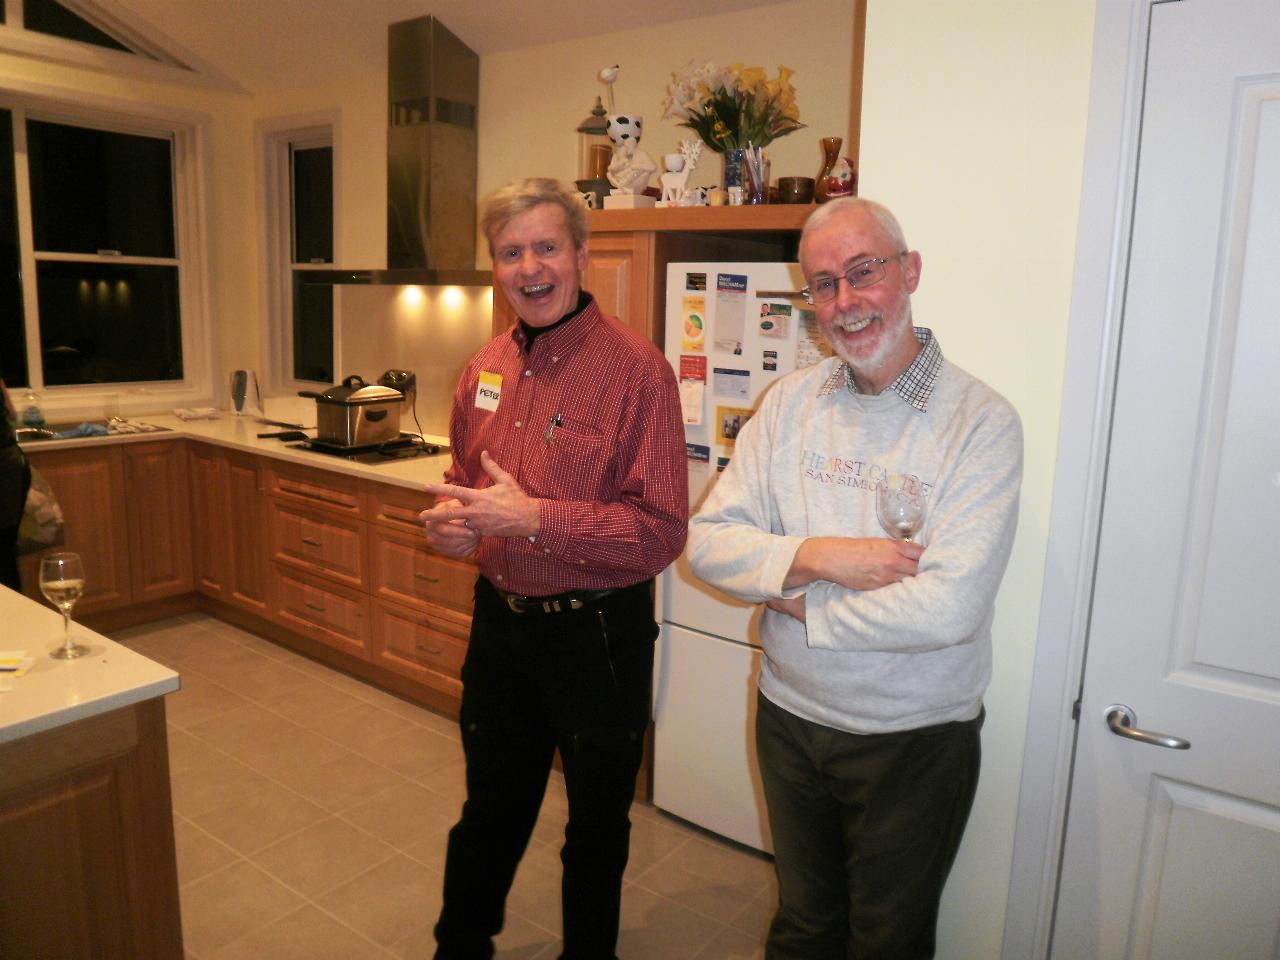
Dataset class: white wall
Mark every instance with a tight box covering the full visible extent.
[858,2,1095,956]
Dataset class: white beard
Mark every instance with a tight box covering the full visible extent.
[828,287,913,379]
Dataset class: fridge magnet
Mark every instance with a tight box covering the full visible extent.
[681,294,706,352]
[685,272,707,291]
[797,309,834,369]
[758,301,792,339]
[712,273,748,353]
[763,350,778,372]
[685,443,711,511]
[679,355,707,425]
[716,405,753,447]
[713,367,751,401]
[716,456,731,472]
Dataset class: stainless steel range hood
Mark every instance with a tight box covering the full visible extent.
[311,15,489,286]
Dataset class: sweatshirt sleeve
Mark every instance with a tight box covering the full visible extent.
[804,399,1023,654]
[687,389,808,599]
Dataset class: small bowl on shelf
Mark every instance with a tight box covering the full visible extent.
[777,176,815,204]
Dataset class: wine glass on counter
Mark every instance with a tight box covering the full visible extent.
[877,476,926,543]
[40,551,89,659]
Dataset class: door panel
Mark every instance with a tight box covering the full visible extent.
[1053,3,1280,956]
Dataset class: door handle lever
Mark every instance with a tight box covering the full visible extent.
[1104,704,1190,750]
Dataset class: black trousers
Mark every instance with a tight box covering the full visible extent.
[433,576,657,960]
[756,692,983,960]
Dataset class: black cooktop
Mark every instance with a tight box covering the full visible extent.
[289,433,443,464]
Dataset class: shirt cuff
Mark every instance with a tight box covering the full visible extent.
[531,499,576,562]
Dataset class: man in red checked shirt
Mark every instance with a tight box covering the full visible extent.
[418,177,687,960]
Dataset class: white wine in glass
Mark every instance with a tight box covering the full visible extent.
[40,551,89,660]
[877,477,925,543]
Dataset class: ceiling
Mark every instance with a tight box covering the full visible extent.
[108,0,783,94]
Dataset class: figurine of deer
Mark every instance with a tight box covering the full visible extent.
[659,139,703,205]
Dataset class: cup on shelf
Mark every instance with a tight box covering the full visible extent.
[777,176,815,204]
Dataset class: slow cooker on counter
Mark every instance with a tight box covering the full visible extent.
[298,375,405,447]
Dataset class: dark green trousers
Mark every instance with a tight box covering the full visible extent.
[756,691,983,960]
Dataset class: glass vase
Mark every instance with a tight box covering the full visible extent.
[745,153,771,205]
[722,147,746,194]
[815,136,843,204]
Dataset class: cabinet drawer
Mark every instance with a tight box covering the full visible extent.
[268,462,364,518]
[269,501,366,588]
[366,481,434,534]
[369,528,476,617]
[272,564,369,660]
[370,598,467,693]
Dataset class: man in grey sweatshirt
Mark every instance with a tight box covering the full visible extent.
[687,197,1022,960]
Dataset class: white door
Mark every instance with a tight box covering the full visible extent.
[1052,2,1280,957]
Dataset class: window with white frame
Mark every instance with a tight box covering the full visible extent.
[262,123,335,388]
[0,99,204,398]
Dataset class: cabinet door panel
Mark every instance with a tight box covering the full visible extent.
[268,501,365,589]
[125,442,192,602]
[370,598,467,695]
[22,447,131,613]
[224,453,270,614]
[272,564,369,659]
[586,232,654,338]
[369,528,476,617]
[187,444,227,598]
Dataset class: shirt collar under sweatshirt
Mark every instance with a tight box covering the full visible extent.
[817,327,942,411]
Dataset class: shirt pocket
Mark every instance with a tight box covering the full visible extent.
[542,416,611,496]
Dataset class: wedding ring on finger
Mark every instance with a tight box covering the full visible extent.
[463,518,474,530]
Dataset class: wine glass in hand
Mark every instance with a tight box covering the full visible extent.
[877,476,925,543]
[40,551,89,659]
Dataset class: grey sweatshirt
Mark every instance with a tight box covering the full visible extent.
[687,347,1022,734]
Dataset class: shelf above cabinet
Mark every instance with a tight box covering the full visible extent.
[589,204,813,235]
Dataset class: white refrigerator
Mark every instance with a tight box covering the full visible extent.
[653,261,831,852]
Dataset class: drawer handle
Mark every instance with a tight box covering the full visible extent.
[279,480,352,507]
[304,600,326,612]
[414,572,441,583]
[416,643,443,655]
[301,537,323,546]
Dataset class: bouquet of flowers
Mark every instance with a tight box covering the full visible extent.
[661,59,804,153]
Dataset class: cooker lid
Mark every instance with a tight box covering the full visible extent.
[315,375,405,405]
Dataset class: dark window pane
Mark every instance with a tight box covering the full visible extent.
[292,272,333,383]
[292,146,333,264]
[35,261,182,385]
[22,0,131,53]
[0,109,27,387]
[27,120,175,257]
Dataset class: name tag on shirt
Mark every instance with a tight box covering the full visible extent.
[476,371,502,411]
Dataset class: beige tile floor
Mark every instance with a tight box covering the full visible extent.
[111,612,775,960]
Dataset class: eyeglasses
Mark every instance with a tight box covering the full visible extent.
[800,252,908,305]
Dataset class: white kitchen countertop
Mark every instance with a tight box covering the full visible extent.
[19,400,454,493]
[0,585,180,744]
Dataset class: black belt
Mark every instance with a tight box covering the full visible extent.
[497,587,620,615]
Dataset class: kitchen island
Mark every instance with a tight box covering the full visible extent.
[0,585,183,958]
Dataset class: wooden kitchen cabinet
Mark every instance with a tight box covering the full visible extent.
[272,562,369,660]
[124,441,193,603]
[0,698,183,959]
[268,499,366,589]
[21,445,132,613]
[188,443,271,616]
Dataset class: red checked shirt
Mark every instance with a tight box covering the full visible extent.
[444,295,688,596]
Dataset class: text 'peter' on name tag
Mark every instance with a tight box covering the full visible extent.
[476,371,502,411]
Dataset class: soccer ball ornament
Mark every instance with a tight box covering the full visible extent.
[607,114,643,146]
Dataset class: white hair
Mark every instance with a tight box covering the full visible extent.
[800,196,909,254]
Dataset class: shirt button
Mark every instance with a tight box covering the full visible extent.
[515,421,522,428]
[496,574,504,581]
[544,548,550,554]
[552,356,559,363]
[523,369,531,377]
